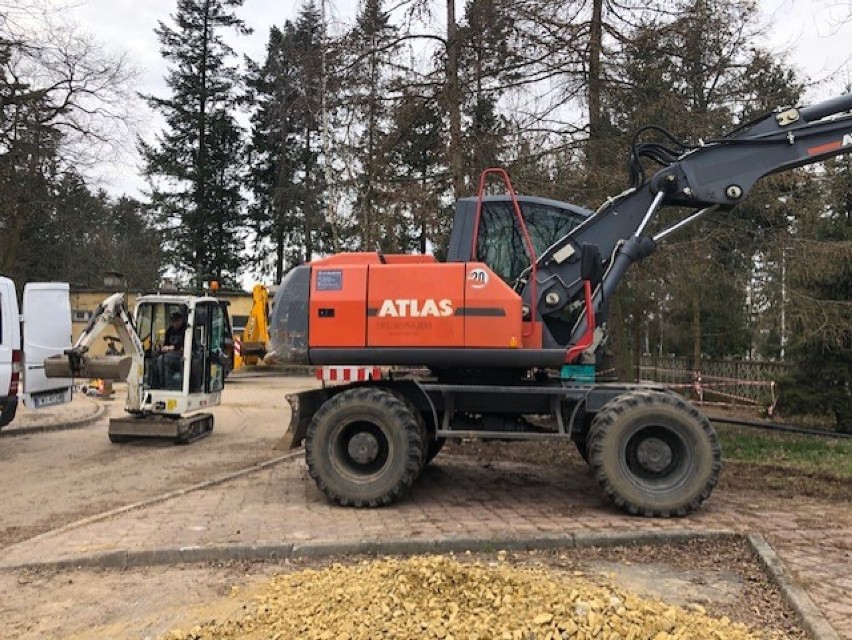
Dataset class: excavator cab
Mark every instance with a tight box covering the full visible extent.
[135,297,227,398]
[446,195,591,285]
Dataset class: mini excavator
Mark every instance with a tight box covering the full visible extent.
[269,93,852,516]
[46,293,230,443]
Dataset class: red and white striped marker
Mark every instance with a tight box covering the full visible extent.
[317,366,383,383]
[234,338,241,357]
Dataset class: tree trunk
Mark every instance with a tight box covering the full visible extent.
[691,288,702,370]
[445,0,465,199]
[586,0,604,169]
[195,0,211,282]
[275,228,284,283]
[304,129,315,262]
[610,296,633,381]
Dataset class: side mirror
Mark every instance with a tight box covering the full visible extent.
[580,244,603,284]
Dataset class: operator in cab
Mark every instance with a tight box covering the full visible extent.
[156,310,186,388]
[162,311,186,354]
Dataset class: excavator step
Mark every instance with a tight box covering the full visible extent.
[108,413,214,445]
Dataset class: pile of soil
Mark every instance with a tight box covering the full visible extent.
[162,554,773,640]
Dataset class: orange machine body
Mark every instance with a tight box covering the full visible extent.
[307,253,532,351]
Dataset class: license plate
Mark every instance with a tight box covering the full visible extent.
[32,389,68,408]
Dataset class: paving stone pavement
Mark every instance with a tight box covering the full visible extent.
[1,393,102,434]
[0,453,849,638]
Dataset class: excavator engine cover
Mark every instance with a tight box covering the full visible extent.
[274,253,525,365]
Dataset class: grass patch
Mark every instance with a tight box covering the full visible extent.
[715,424,852,479]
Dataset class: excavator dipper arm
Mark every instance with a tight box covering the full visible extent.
[528,93,852,360]
[44,292,148,410]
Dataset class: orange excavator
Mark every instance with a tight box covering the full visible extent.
[268,93,852,515]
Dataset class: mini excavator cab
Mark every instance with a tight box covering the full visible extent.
[45,293,229,443]
[135,297,227,404]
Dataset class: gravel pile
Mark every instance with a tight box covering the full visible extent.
[163,554,772,640]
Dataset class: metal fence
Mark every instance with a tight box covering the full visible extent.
[637,356,791,411]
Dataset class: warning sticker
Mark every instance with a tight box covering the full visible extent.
[316,270,343,291]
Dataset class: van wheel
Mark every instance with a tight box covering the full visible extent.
[306,387,423,507]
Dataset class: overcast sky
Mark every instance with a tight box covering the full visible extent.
[60,0,852,197]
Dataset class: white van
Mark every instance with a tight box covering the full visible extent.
[0,277,73,428]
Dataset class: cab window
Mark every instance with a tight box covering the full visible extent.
[476,201,587,283]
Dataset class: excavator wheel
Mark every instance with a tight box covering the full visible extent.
[588,389,721,517]
[571,414,594,464]
[396,394,429,479]
[424,436,446,466]
[305,387,423,507]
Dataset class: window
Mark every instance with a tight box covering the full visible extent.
[72,310,93,323]
[476,201,587,284]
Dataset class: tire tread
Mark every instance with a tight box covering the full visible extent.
[305,386,423,508]
[588,389,721,517]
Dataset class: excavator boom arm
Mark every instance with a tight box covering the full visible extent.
[528,93,852,357]
[45,293,145,383]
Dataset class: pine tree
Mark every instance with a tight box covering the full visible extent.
[779,153,852,432]
[247,3,332,279]
[246,25,302,281]
[458,0,516,180]
[597,0,803,374]
[347,0,398,250]
[141,0,249,286]
[384,87,445,254]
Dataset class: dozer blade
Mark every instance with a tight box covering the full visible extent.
[273,389,327,450]
[108,412,213,445]
[45,354,133,381]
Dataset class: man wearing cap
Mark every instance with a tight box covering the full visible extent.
[162,311,186,354]
[157,310,186,388]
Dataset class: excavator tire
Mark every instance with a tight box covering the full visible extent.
[588,389,721,517]
[394,393,428,478]
[306,387,423,507]
[572,434,589,464]
[424,436,446,466]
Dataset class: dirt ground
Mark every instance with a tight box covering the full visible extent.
[0,539,805,640]
[0,375,318,547]
[0,374,834,639]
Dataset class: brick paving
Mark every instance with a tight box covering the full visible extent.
[1,393,102,434]
[0,453,849,638]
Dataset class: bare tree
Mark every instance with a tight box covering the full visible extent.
[0,2,136,277]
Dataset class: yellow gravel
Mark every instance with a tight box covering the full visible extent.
[163,554,773,640]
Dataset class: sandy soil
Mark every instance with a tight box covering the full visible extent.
[0,375,319,547]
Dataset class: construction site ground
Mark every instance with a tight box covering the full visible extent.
[0,373,849,639]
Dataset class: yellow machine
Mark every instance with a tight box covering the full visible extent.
[234,284,270,369]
